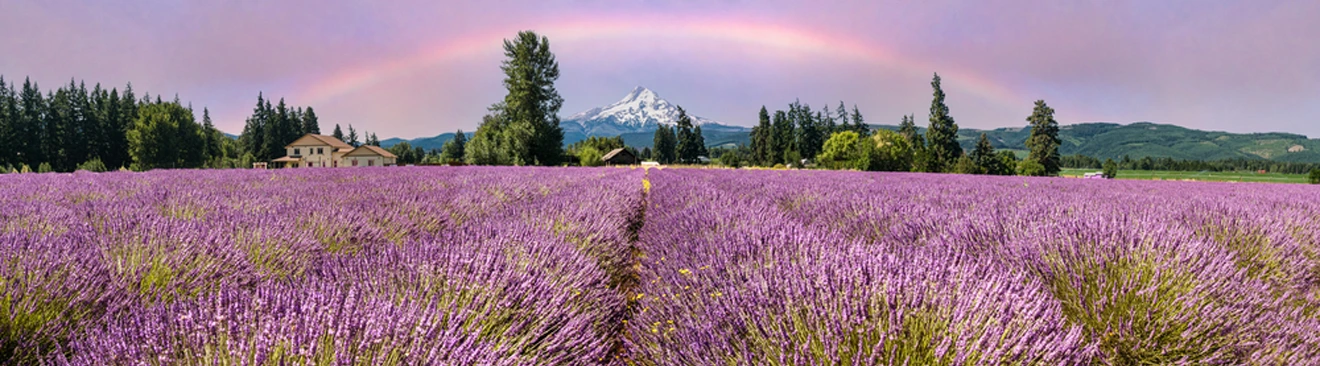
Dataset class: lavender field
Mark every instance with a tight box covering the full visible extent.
[2,167,1319,365]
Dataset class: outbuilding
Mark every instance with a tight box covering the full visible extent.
[601,148,638,165]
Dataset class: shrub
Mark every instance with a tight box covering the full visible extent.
[76,158,109,173]
[36,162,52,173]
[951,156,984,174]
[578,147,605,167]
[1017,159,1047,176]
[1103,159,1119,179]
[1309,168,1320,184]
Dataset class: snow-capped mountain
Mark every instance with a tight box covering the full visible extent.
[561,86,719,136]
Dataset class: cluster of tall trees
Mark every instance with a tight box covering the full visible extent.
[651,107,707,164]
[235,93,324,161]
[732,73,1064,177]
[0,75,236,173]
[466,31,565,166]
[747,101,868,167]
[884,73,1060,176]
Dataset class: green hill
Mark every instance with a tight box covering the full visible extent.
[870,122,1320,163]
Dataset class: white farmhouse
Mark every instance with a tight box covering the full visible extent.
[272,134,397,168]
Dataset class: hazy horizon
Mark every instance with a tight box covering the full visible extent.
[3,0,1317,139]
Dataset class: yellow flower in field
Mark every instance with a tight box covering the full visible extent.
[678,268,691,276]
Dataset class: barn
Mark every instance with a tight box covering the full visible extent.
[601,148,638,165]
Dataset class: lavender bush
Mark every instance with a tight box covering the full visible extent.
[2,166,1318,365]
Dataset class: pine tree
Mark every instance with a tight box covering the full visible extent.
[924,73,961,172]
[468,30,565,166]
[368,133,380,146]
[108,85,135,169]
[675,106,702,163]
[439,130,467,163]
[821,105,837,135]
[332,124,344,141]
[652,124,677,164]
[772,110,794,165]
[302,107,320,134]
[18,78,46,167]
[835,101,849,128]
[1025,99,1061,176]
[238,93,266,159]
[347,124,359,147]
[897,114,919,144]
[750,106,772,166]
[201,108,216,163]
[0,77,12,166]
[970,133,997,175]
[790,101,823,161]
[851,105,867,137]
[693,125,707,159]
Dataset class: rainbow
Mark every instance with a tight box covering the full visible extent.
[298,15,1028,110]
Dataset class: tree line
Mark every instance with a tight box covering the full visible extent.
[1062,153,1320,175]
[0,75,241,173]
[728,73,1063,177]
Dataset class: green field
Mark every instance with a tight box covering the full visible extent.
[1061,168,1309,183]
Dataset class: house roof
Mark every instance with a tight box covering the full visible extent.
[286,134,352,149]
[601,148,635,162]
[345,145,398,158]
[271,156,301,163]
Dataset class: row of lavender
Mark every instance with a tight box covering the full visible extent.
[0,167,644,365]
[627,169,1320,364]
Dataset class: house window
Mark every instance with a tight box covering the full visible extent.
[352,159,358,166]
[333,160,338,167]
[318,148,324,155]
[368,160,374,166]
[294,148,300,155]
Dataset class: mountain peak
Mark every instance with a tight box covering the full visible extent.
[623,86,659,102]
[564,86,713,133]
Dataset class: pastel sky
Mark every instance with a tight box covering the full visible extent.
[2,0,1317,139]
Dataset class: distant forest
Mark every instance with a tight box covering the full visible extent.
[0,75,434,173]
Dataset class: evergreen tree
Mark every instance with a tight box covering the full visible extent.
[924,73,962,172]
[898,114,919,144]
[675,106,703,163]
[439,130,467,163]
[469,30,565,166]
[368,133,380,146]
[851,105,868,137]
[693,125,707,159]
[0,77,12,166]
[1025,99,1061,176]
[640,147,652,160]
[835,101,849,128]
[771,110,794,165]
[970,133,997,175]
[652,124,677,164]
[108,85,134,169]
[791,101,824,161]
[302,107,320,134]
[45,87,69,171]
[332,124,344,141]
[347,124,359,147]
[18,78,45,167]
[238,93,266,159]
[821,105,837,135]
[750,106,773,166]
[201,108,216,162]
